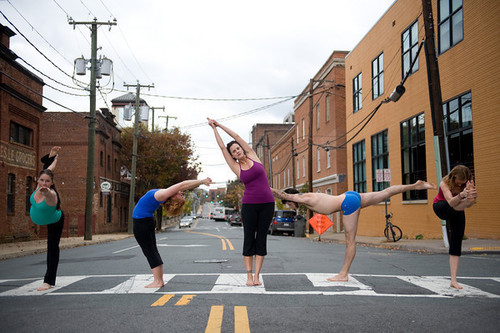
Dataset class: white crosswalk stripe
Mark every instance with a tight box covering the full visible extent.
[0,273,498,298]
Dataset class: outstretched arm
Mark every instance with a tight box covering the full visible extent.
[208,118,240,175]
[154,177,212,202]
[207,118,259,162]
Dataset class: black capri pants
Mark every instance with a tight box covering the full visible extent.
[44,211,64,286]
[241,202,275,256]
[133,217,163,269]
[433,201,466,256]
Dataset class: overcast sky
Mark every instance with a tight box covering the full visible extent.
[1,0,395,189]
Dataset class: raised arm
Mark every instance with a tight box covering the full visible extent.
[154,177,212,202]
[208,119,240,175]
[207,118,259,162]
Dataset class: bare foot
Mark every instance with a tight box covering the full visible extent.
[253,279,262,286]
[145,281,164,288]
[246,279,254,286]
[326,274,349,282]
[450,281,463,290]
[414,180,436,190]
[37,283,53,291]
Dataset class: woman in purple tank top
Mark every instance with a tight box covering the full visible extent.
[208,118,275,287]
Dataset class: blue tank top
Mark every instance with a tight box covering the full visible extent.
[239,159,274,204]
[29,189,62,225]
[133,189,164,219]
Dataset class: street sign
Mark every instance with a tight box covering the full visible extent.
[376,169,391,182]
[384,168,391,181]
[308,214,333,236]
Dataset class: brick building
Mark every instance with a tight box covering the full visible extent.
[270,50,348,228]
[40,110,129,236]
[0,23,45,242]
[344,0,500,238]
[251,122,294,184]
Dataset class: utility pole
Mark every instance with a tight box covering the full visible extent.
[307,79,314,233]
[267,135,273,187]
[69,18,116,241]
[291,137,296,189]
[159,115,177,131]
[150,106,165,132]
[422,0,449,247]
[124,81,155,234]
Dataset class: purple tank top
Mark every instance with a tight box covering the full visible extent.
[239,159,275,204]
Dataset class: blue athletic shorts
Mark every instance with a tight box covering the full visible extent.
[341,191,361,215]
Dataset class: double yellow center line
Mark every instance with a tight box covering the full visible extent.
[185,230,234,251]
[205,305,251,333]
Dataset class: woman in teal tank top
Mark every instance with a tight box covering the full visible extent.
[30,147,65,291]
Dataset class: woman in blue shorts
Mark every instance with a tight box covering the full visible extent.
[271,180,435,282]
[133,177,212,288]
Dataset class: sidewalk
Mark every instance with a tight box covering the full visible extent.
[0,233,133,260]
[307,229,500,254]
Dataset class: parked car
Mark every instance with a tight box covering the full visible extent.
[228,214,243,226]
[179,216,193,229]
[269,210,296,235]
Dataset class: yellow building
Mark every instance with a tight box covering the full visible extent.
[345,0,500,239]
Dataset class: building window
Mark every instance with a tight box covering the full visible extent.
[326,95,330,122]
[302,156,306,178]
[107,155,111,170]
[438,0,463,54]
[327,149,331,169]
[316,104,320,130]
[372,53,384,100]
[26,176,33,214]
[287,168,290,187]
[371,130,389,192]
[317,147,321,172]
[10,122,33,147]
[353,73,362,113]
[296,159,300,179]
[443,91,473,171]
[100,151,104,167]
[302,119,305,140]
[402,20,419,79]
[114,158,118,173]
[353,140,366,193]
[401,113,427,200]
[296,126,299,144]
[8,174,16,213]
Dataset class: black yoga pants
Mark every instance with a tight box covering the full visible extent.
[133,217,163,269]
[241,202,275,256]
[433,201,466,256]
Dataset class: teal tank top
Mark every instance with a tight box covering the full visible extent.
[29,189,62,225]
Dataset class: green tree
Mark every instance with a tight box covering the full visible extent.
[120,125,200,198]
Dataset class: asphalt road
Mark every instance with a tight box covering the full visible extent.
[1,218,499,332]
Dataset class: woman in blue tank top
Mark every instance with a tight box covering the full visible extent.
[271,180,436,283]
[30,146,65,291]
[208,118,275,287]
[132,177,212,288]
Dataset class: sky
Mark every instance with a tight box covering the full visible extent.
[0,0,395,189]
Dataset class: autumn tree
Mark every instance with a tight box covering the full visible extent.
[224,179,245,211]
[120,125,200,198]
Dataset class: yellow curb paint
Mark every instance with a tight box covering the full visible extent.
[470,246,500,251]
[234,306,251,333]
[175,295,196,306]
[221,239,227,251]
[151,294,175,307]
[205,305,224,333]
